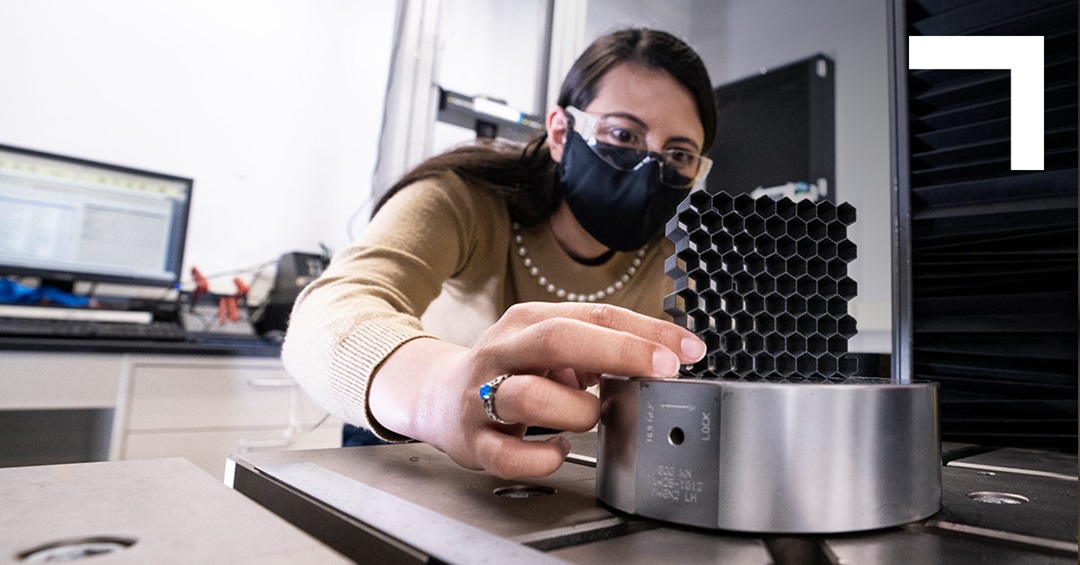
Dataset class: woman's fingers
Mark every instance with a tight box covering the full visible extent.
[493,316,693,379]
[491,374,599,432]
[500,303,705,365]
[474,429,572,480]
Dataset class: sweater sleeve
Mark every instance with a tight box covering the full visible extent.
[281,174,488,442]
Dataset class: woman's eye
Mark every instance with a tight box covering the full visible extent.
[599,125,642,148]
[667,149,695,164]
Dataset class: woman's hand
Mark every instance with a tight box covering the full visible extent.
[369,302,706,480]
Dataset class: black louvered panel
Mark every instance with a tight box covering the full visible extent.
[903,0,1078,451]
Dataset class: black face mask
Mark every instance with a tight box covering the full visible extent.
[558,130,691,252]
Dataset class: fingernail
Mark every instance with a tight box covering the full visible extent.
[681,337,707,361]
[653,349,680,377]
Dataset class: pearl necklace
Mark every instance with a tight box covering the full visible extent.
[512,222,648,302]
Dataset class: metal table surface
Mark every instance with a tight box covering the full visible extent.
[227,433,1077,564]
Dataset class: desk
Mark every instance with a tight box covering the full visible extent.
[228,433,1078,565]
[0,343,340,480]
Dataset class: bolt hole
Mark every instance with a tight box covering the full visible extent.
[19,536,137,562]
[967,491,1029,505]
[493,484,556,499]
[669,427,685,446]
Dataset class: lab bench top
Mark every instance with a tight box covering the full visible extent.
[226,432,1078,565]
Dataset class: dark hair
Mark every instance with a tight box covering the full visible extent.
[374,28,716,225]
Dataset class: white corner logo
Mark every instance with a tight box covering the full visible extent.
[908,36,1045,171]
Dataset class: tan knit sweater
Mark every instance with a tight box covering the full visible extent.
[281,171,674,441]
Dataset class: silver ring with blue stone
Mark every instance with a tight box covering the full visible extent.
[479,374,515,425]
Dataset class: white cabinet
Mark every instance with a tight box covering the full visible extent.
[0,351,341,479]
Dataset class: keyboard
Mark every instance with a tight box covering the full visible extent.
[0,316,189,341]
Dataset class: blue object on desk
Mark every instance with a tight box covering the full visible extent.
[0,279,90,307]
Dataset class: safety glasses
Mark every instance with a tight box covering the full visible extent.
[565,106,712,189]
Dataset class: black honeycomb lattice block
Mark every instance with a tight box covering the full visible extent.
[666,191,859,382]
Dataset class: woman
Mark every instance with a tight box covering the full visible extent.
[283,28,716,479]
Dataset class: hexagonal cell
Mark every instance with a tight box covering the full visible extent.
[665,292,696,315]
[786,295,808,315]
[775,352,797,377]
[818,316,838,336]
[795,199,818,221]
[797,276,816,297]
[765,256,786,277]
[818,278,838,298]
[711,312,733,333]
[744,254,765,276]
[754,234,777,256]
[836,202,857,225]
[689,189,711,209]
[786,219,808,239]
[805,218,827,241]
[744,214,765,237]
[787,335,807,355]
[775,235,797,258]
[826,257,847,279]
[753,354,775,375]
[837,239,857,262]
[828,334,848,354]
[721,333,743,353]
[700,248,723,274]
[722,252,744,274]
[743,294,765,315]
[786,256,807,277]
[711,273,733,294]
[675,211,701,233]
[816,200,838,222]
[765,294,786,316]
[838,315,858,338]
[754,274,777,295]
[817,354,838,377]
[721,291,743,313]
[733,193,756,216]
[827,296,847,317]
[754,313,776,334]
[796,238,816,258]
[765,333,786,353]
[839,355,858,375]
[687,309,711,333]
[817,240,837,261]
[733,233,755,255]
[699,287,722,314]
[796,354,819,376]
[775,274,798,297]
[722,212,744,234]
[700,208,723,232]
[827,220,847,242]
[732,351,754,376]
[733,312,754,335]
[807,335,828,356]
[837,277,858,300]
[807,258,829,280]
[687,269,709,293]
[712,230,733,252]
[743,333,764,354]
[765,215,786,238]
[796,315,816,335]
[733,272,755,295]
[807,296,827,317]
[753,196,776,217]
[775,313,797,336]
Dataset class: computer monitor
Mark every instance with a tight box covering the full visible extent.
[0,144,192,292]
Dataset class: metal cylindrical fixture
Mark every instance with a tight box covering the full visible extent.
[596,375,941,533]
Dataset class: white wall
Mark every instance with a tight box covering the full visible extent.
[0,1,396,293]
[686,0,893,351]
[581,0,892,351]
